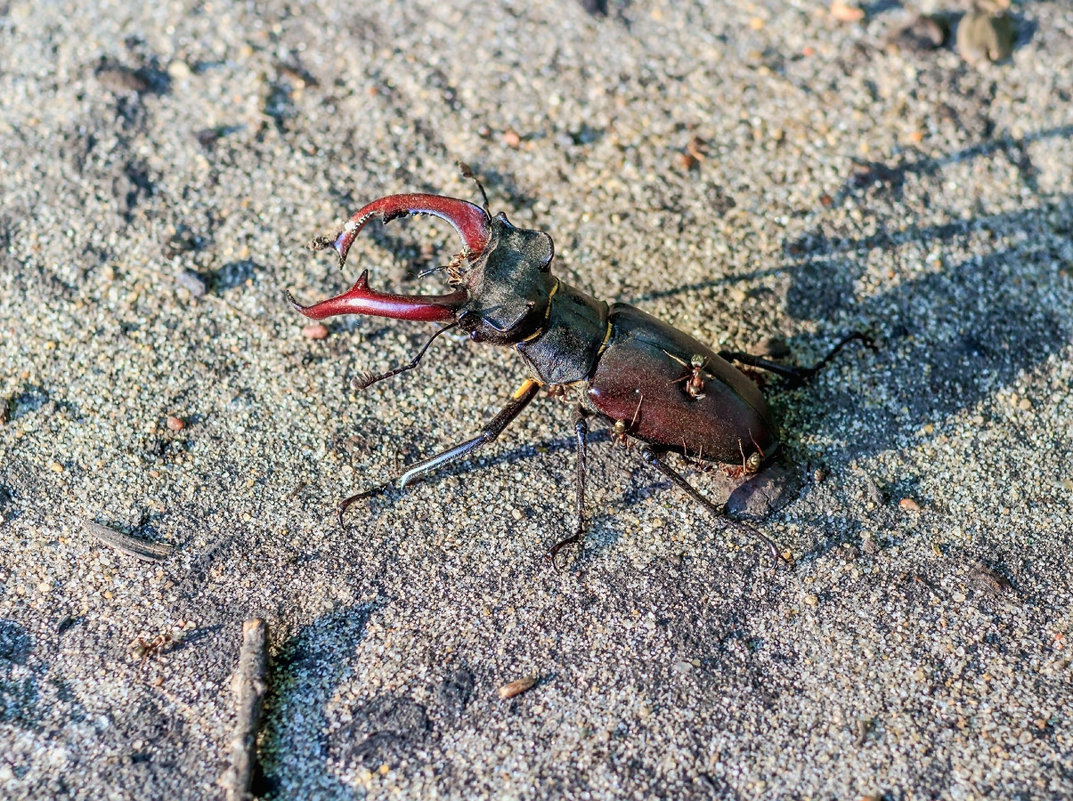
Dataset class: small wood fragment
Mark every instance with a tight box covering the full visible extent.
[899,497,921,512]
[302,323,329,340]
[498,675,537,700]
[830,0,865,22]
[222,619,269,801]
[84,519,173,562]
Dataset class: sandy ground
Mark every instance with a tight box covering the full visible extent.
[1,1,1072,798]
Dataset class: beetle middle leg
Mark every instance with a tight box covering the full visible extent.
[719,332,874,387]
[638,445,781,570]
[548,405,591,570]
[336,379,541,527]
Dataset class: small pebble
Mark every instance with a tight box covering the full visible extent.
[502,128,522,148]
[302,323,329,340]
[49,461,64,473]
[804,594,819,607]
[890,14,950,52]
[829,0,864,23]
[957,7,1016,66]
[498,675,537,700]
[167,60,191,79]
[165,415,185,432]
[95,64,150,94]
[971,562,1013,595]
[899,497,921,512]
[578,0,608,17]
[176,270,208,298]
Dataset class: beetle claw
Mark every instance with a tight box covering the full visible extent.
[547,535,579,572]
[336,480,395,529]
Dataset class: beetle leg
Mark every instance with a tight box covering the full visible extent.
[719,332,875,387]
[336,379,541,528]
[351,322,459,391]
[638,446,782,571]
[548,406,590,570]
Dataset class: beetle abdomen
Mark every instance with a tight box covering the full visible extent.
[586,304,777,464]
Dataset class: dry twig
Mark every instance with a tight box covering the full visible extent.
[84,519,173,562]
[222,619,268,801]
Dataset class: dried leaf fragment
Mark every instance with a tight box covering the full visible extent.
[498,675,537,700]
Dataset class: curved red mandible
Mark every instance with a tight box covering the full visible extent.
[332,193,492,265]
[286,269,466,323]
[287,193,492,323]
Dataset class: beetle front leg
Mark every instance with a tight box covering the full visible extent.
[548,406,590,570]
[638,446,781,570]
[336,379,541,527]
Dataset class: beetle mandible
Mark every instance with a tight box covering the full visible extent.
[287,176,868,568]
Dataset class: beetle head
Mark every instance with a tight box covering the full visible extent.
[288,193,558,343]
[455,212,556,344]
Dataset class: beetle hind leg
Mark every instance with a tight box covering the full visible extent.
[638,446,782,571]
[719,332,874,387]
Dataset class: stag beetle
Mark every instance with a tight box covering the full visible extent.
[288,174,868,568]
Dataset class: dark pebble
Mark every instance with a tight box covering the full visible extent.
[725,465,801,517]
[890,14,951,52]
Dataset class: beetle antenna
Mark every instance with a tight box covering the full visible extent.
[352,322,459,391]
[457,161,490,213]
[416,264,448,279]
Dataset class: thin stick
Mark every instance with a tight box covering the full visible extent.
[83,519,173,562]
[223,619,268,801]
